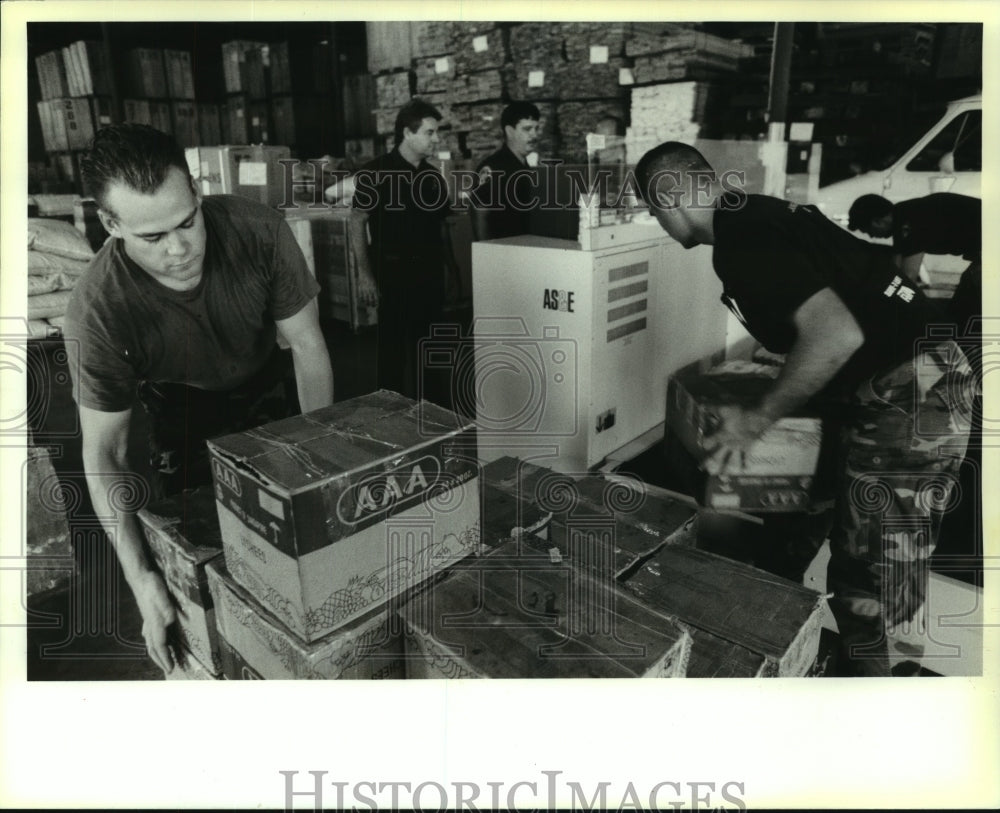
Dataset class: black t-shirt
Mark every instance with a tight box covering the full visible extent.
[352,148,450,291]
[712,194,951,392]
[472,144,535,239]
[892,193,981,260]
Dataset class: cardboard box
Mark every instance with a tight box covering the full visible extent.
[123,99,152,127]
[481,457,695,577]
[164,648,222,681]
[198,103,222,146]
[25,445,77,599]
[221,40,267,94]
[137,487,224,674]
[185,145,293,209]
[400,540,692,678]
[164,49,196,99]
[207,390,480,642]
[171,101,199,148]
[623,545,825,677]
[124,48,168,98]
[666,362,823,512]
[207,560,406,679]
[222,95,249,144]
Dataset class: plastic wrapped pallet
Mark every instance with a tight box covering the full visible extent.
[400,539,692,678]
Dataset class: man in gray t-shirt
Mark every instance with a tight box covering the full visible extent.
[63,124,334,675]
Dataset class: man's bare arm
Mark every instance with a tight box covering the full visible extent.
[79,405,177,673]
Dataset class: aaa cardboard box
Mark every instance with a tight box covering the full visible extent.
[137,486,224,674]
[207,560,405,680]
[207,390,480,642]
[400,540,692,679]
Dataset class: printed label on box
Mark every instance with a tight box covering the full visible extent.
[528,70,545,88]
[619,67,635,86]
[473,35,489,52]
[434,57,450,74]
[238,161,268,186]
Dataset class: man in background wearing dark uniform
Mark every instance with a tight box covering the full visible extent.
[64,124,334,674]
[637,142,974,676]
[848,192,981,343]
[350,98,457,403]
[471,101,541,241]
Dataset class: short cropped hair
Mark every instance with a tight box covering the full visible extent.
[501,101,541,135]
[634,141,714,205]
[848,194,894,232]
[80,124,190,218]
[394,98,443,145]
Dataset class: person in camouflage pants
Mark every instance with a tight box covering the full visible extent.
[828,339,974,676]
[635,141,975,676]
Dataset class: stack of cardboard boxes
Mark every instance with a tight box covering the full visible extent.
[137,387,827,680]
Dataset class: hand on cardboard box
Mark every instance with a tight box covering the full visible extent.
[702,405,773,476]
[132,569,178,674]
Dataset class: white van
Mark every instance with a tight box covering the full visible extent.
[810,94,981,276]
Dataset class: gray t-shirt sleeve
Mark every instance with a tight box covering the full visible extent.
[269,216,321,321]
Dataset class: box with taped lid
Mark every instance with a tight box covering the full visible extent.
[206,390,480,643]
[400,539,691,679]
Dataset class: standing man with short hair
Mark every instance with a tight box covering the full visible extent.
[349,98,457,402]
[471,101,541,241]
[64,124,334,673]
[637,142,974,676]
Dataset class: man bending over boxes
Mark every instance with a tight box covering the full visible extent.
[636,142,974,676]
[64,124,334,673]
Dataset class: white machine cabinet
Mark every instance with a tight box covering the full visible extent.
[471,229,727,470]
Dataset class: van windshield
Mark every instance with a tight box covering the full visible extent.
[875,105,947,170]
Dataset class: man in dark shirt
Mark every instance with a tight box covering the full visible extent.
[849,192,981,340]
[350,99,456,402]
[470,101,541,241]
[64,124,334,674]
[637,142,974,676]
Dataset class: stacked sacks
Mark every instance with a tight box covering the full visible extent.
[27,218,94,338]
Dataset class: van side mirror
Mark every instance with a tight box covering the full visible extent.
[937,151,956,174]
